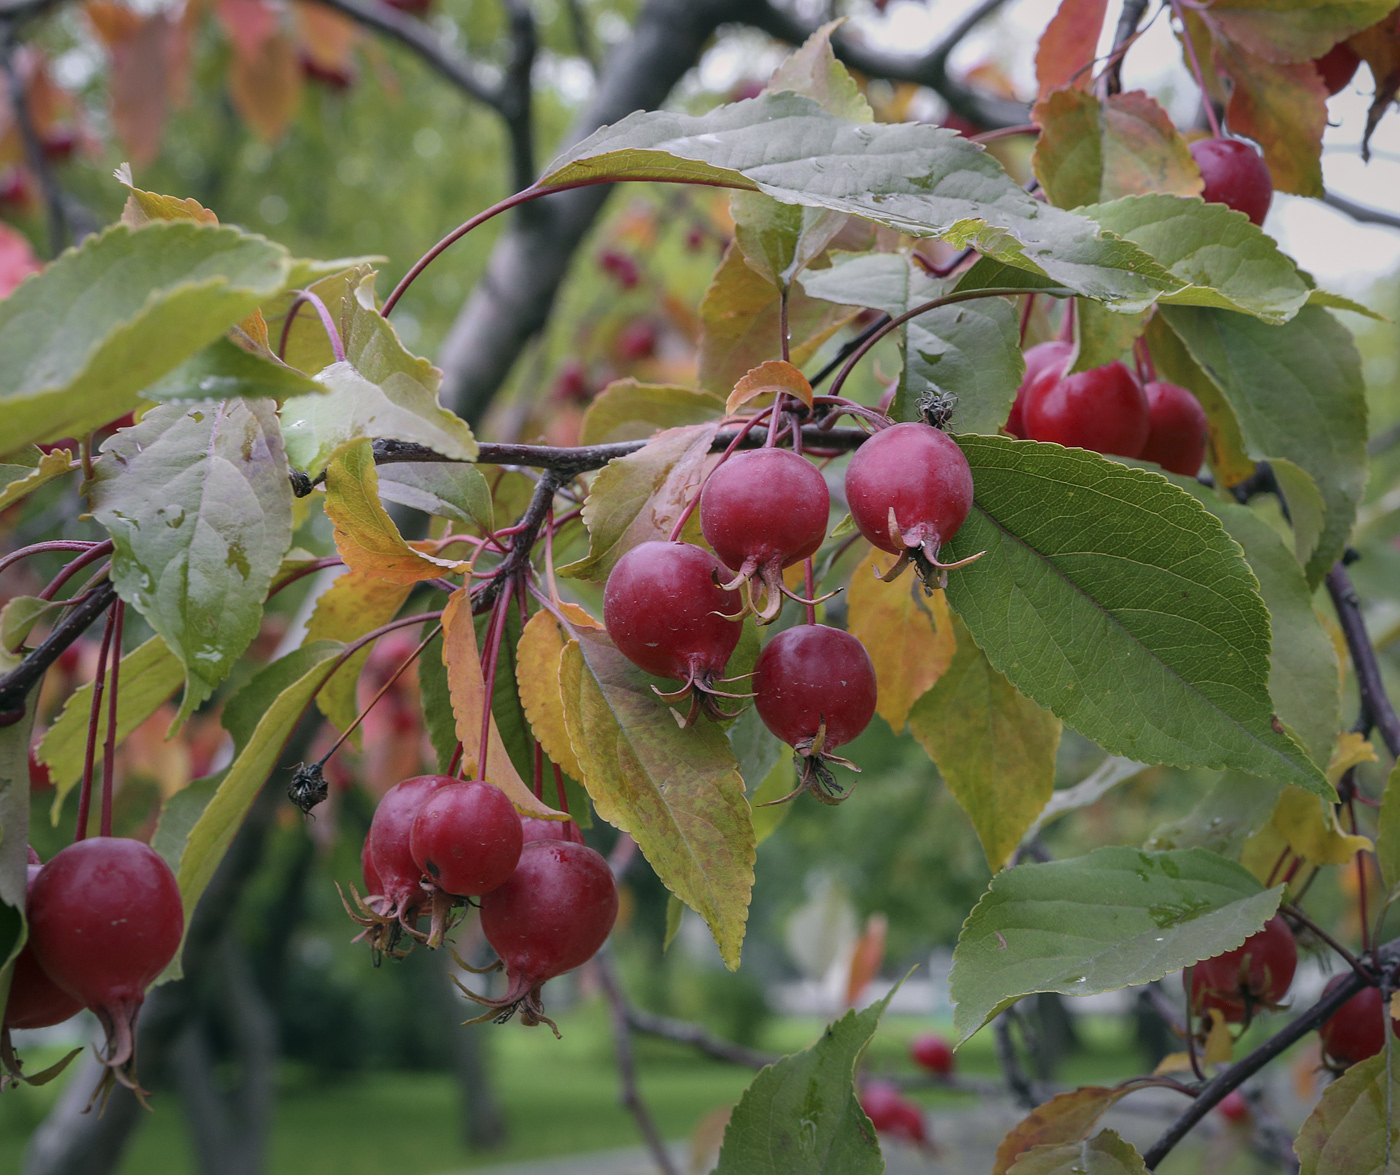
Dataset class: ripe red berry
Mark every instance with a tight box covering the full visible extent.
[470,840,619,1032]
[1140,380,1208,477]
[910,1033,954,1076]
[754,624,876,803]
[700,448,829,622]
[4,862,83,1031]
[1318,975,1397,1068]
[1314,41,1361,96]
[1006,341,1072,438]
[598,249,639,289]
[1217,1090,1250,1123]
[603,541,743,716]
[368,774,455,920]
[410,780,524,898]
[1023,359,1150,459]
[616,319,657,361]
[844,422,975,587]
[552,360,591,403]
[29,745,53,791]
[300,52,355,91]
[1190,138,1273,227]
[522,816,584,844]
[860,1080,926,1144]
[1186,914,1296,1023]
[27,838,183,1071]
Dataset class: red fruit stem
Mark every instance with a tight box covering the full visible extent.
[315,622,442,769]
[551,761,571,817]
[279,289,346,364]
[779,288,790,364]
[970,123,1040,144]
[1171,0,1223,138]
[531,739,544,801]
[1280,903,1368,979]
[36,541,114,602]
[267,556,346,598]
[666,406,776,542]
[1263,845,1291,887]
[99,600,124,838]
[1018,293,1035,346]
[1182,967,1206,1081]
[0,540,101,581]
[1056,297,1076,344]
[74,604,115,841]
[826,286,1072,403]
[447,740,465,775]
[1132,336,1157,385]
[476,581,513,780]
[803,558,817,625]
[1349,796,1373,956]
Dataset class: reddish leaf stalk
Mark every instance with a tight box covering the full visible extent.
[37,542,114,602]
[0,540,101,581]
[1170,0,1223,138]
[74,605,116,842]
[99,601,124,838]
[476,581,514,781]
[281,289,346,363]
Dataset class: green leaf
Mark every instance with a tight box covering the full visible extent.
[1377,762,1400,899]
[375,462,494,531]
[151,776,222,873]
[768,20,874,124]
[1295,1050,1400,1175]
[909,615,1061,872]
[560,423,717,581]
[1032,89,1201,210]
[994,1088,1132,1175]
[579,380,724,445]
[39,635,185,820]
[561,630,755,969]
[1084,194,1310,322]
[1267,457,1326,568]
[941,436,1328,793]
[1206,0,1397,63]
[418,631,457,774]
[167,641,343,977]
[1144,773,1284,859]
[1160,304,1368,585]
[714,987,894,1174]
[0,596,59,653]
[0,446,74,511]
[1172,479,1339,766]
[949,846,1283,1043]
[1006,1130,1147,1175]
[0,222,291,456]
[90,399,295,724]
[0,698,33,975]
[798,253,1021,434]
[663,892,684,951]
[145,336,324,403]
[541,92,1182,311]
[1070,297,1144,373]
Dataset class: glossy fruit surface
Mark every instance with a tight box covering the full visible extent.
[410,780,524,897]
[1023,360,1150,458]
[1006,341,1072,438]
[844,423,973,555]
[910,1033,955,1076]
[1190,137,1273,226]
[603,541,743,683]
[1319,975,1397,1067]
[754,625,876,751]
[368,774,455,913]
[4,863,83,1030]
[1140,380,1209,476]
[1187,914,1297,1021]
[700,448,829,572]
[1314,41,1361,95]
[481,841,619,987]
[521,817,583,844]
[28,838,183,1058]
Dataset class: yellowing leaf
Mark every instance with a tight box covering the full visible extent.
[228,30,303,143]
[323,441,468,584]
[1034,0,1110,97]
[303,569,413,742]
[515,604,599,785]
[1327,731,1378,785]
[0,447,73,511]
[1152,1052,1193,1077]
[1203,1007,1234,1065]
[909,617,1061,871]
[846,548,956,731]
[116,164,219,227]
[1242,785,1371,879]
[1215,42,1327,196]
[441,588,560,820]
[992,1086,1128,1175]
[561,630,755,969]
[726,359,814,414]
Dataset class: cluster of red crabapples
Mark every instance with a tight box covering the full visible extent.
[4,837,183,1092]
[349,774,618,1035]
[1186,913,1399,1073]
[601,419,978,804]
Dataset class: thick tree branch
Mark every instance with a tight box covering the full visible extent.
[499,0,537,195]
[1104,0,1150,96]
[1322,190,1400,231]
[0,579,116,725]
[1326,562,1400,759]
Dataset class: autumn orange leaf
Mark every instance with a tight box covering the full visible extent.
[725,359,814,415]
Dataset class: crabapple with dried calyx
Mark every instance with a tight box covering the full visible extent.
[1186,914,1296,1025]
[699,447,831,623]
[1022,359,1150,459]
[843,421,980,591]
[603,540,745,724]
[27,837,183,1087]
[754,624,876,805]
[456,840,619,1035]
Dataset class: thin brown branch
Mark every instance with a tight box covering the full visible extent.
[1326,562,1400,758]
[625,1005,779,1070]
[500,0,537,195]
[1103,0,1150,96]
[1322,190,1400,232]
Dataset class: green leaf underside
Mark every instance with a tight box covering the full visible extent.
[942,436,1327,793]
[561,631,754,970]
[0,705,35,977]
[1295,1050,1400,1175]
[0,222,291,456]
[40,636,185,819]
[949,846,1282,1042]
[799,253,1022,434]
[418,632,458,774]
[579,380,725,445]
[1160,304,1367,585]
[166,642,343,979]
[145,336,325,403]
[714,988,893,1174]
[89,399,295,725]
[375,462,494,531]
[542,93,1184,310]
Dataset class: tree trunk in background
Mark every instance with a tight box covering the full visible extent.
[436,0,749,425]
[434,930,507,1149]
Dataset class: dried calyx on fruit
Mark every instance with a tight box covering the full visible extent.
[1186,914,1297,1028]
[603,540,748,724]
[843,419,981,591]
[699,448,832,623]
[754,624,877,804]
